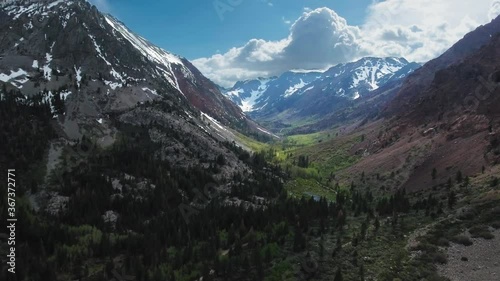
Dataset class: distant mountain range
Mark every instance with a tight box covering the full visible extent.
[222,57,421,130]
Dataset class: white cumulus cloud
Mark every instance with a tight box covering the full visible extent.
[194,0,500,88]
[361,0,498,62]
[194,8,362,87]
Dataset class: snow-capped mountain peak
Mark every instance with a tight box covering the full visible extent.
[103,15,189,95]
[223,71,322,113]
[223,57,420,116]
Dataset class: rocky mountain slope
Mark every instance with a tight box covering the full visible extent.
[335,16,500,192]
[0,0,286,201]
[384,14,500,117]
[0,0,268,146]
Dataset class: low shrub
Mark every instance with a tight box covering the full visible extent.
[436,238,450,247]
[451,235,473,246]
[491,221,500,229]
[432,252,448,264]
[469,225,495,240]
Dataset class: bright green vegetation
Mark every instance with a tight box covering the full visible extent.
[233,128,363,204]
[259,112,320,135]
[297,136,362,177]
[233,130,270,152]
[251,128,359,167]
[252,130,363,203]
[286,131,332,147]
[242,126,500,281]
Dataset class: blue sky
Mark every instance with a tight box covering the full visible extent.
[91,0,372,59]
[91,0,500,87]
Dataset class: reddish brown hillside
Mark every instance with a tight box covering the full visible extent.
[337,19,500,192]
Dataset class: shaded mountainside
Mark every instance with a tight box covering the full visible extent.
[0,2,292,280]
[334,16,500,192]
[288,77,407,135]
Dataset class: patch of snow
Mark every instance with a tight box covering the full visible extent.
[60,90,71,100]
[104,16,182,65]
[302,86,314,94]
[197,123,210,134]
[0,69,28,82]
[96,118,103,124]
[74,66,81,87]
[142,87,159,96]
[284,79,308,97]
[201,112,227,133]
[334,69,345,77]
[47,0,65,9]
[42,91,56,117]
[8,3,39,20]
[238,79,271,112]
[110,68,124,82]
[225,88,243,98]
[104,80,122,90]
[254,102,268,111]
[11,77,29,89]
[104,15,188,95]
[43,53,52,81]
[257,127,279,138]
[32,60,38,68]
[88,34,111,66]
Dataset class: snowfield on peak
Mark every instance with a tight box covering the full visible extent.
[0,68,28,82]
[350,58,408,90]
[104,15,188,95]
[4,0,74,19]
[223,57,420,121]
[224,78,272,112]
[284,79,308,97]
[104,16,182,66]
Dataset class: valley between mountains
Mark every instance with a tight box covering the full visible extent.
[0,1,499,281]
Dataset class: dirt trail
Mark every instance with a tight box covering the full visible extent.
[406,216,449,250]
